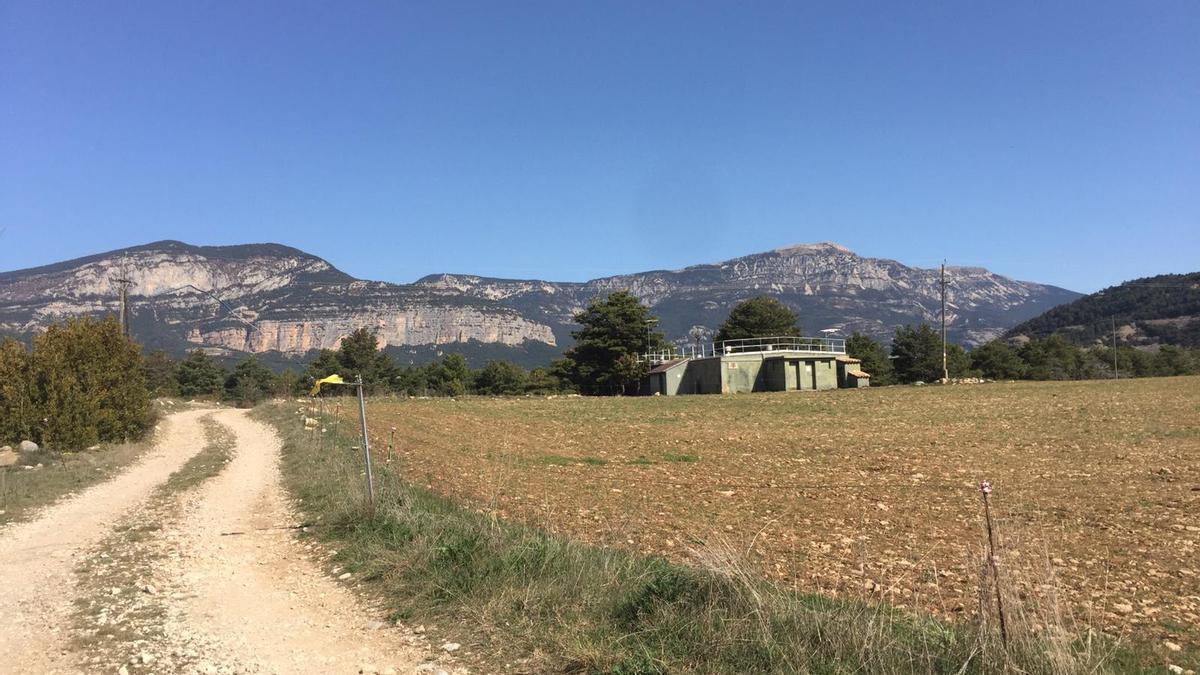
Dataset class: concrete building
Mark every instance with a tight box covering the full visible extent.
[642,336,869,395]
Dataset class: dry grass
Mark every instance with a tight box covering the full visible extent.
[0,438,154,527]
[323,376,1198,663]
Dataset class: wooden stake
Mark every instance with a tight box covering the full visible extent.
[980,480,1009,647]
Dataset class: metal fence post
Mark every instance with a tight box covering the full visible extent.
[356,375,375,510]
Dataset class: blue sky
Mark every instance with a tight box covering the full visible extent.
[1,2,1196,293]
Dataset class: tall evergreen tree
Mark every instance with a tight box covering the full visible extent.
[845,332,895,385]
[889,324,970,383]
[556,292,665,395]
[715,297,801,343]
[224,356,277,406]
[176,350,227,397]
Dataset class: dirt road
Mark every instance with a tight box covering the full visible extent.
[0,408,441,675]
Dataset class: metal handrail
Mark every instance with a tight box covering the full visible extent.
[640,335,845,365]
[715,335,845,355]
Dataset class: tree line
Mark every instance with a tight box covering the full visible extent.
[846,325,1200,385]
[5,295,1197,452]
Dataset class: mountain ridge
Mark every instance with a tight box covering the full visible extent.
[0,239,1082,366]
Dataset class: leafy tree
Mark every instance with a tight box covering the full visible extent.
[224,356,277,406]
[557,292,666,395]
[715,297,801,343]
[1019,335,1090,380]
[613,353,649,395]
[393,365,431,396]
[141,350,179,397]
[845,332,895,386]
[31,317,150,449]
[176,350,227,397]
[889,324,969,383]
[1152,345,1196,376]
[274,369,304,397]
[526,367,567,395]
[0,338,36,444]
[969,341,1026,380]
[474,360,528,395]
[305,348,341,382]
[889,324,943,383]
[428,354,472,396]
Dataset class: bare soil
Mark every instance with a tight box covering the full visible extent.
[347,376,1200,654]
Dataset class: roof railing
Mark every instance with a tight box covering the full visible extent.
[715,335,845,355]
[640,335,845,365]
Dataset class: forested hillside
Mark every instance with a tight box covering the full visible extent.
[1006,272,1200,347]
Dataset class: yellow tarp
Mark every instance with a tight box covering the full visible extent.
[310,374,346,396]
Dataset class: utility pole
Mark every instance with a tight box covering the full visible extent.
[1112,316,1118,380]
[113,277,133,337]
[940,263,947,381]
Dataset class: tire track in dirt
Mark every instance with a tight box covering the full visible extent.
[0,408,213,674]
[156,409,437,674]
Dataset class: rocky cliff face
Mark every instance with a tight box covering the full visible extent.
[0,240,1079,363]
[0,241,556,358]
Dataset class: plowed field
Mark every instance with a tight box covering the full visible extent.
[332,376,1200,651]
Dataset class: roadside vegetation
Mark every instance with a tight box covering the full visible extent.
[0,435,153,526]
[260,400,1160,673]
[0,317,151,449]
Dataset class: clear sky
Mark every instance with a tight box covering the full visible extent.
[1,2,1196,292]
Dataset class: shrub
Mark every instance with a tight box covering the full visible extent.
[30,317,150,449]
[0,338,36,444]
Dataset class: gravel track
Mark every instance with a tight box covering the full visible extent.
[0,407,443,675]
[0,409,211,673]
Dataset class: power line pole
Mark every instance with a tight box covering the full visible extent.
[940,263,946,379]
[113,277,133,337]
[1112,316,1118,380]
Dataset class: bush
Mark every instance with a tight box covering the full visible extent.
[29,317,151,449]
[0,338,37,443]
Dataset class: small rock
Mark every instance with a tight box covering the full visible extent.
[366,620,385,630]
[441,642,461,653]
[1113,603,1134,614]
[18,440,38,453]
[415,665,436,674]
[412,624,426,634]
[140,652,155,664]
[141,584,157,595]
[1167,665,1182,675]
[338,572,352,580]
[1164,640,1182,652]
[119,666,129,675]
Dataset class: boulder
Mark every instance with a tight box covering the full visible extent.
[0,449,17,468]
[18,440,38,453]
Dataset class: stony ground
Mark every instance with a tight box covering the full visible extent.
[343,376,1200,657]
[0,407,464,674]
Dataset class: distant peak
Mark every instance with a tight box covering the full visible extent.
[773,242,852,255]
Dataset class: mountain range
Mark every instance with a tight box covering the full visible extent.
[0,240,1081,367]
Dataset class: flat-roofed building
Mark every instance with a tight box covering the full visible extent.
[640,336,869,395]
